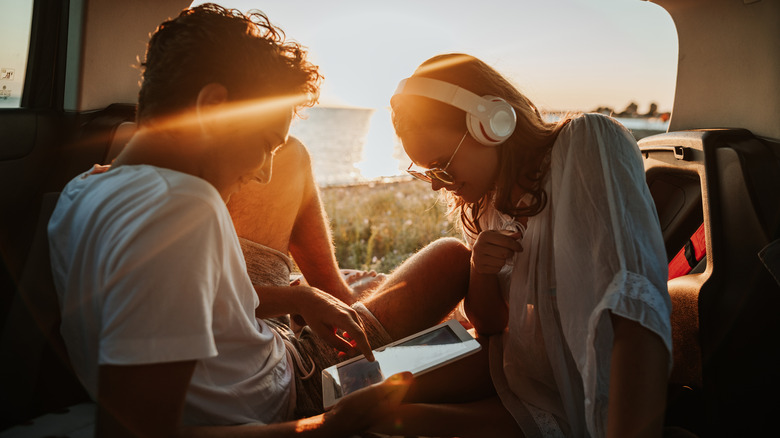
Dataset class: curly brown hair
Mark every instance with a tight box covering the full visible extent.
[137,3,322,125]
[391,54,573,235]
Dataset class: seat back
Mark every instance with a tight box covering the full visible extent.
[0,105,136,429]
[0,193,88,429]
[105,121,137,164]
[641,129,780,436]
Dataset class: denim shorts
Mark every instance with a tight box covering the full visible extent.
[265,302,393,419]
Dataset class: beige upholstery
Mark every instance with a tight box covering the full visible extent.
[105,121,137,164]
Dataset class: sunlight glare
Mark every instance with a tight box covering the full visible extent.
[145,92,315,134]
[356,108,405,180]
[294,414,325,432]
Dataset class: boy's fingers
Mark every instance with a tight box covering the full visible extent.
[337,315,375,361]
[356,372,412,400]
[328,324,374,361]
[320,328,355,352]
[349,329,374,362]
[384,371,413,387]
[375,372,413,405]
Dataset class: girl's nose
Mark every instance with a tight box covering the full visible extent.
[431,179,445,191]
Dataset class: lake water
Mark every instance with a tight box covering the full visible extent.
[0,96,21,108]
[291,106,669,187]
[290,106,404,186]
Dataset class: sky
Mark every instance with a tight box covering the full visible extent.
[1,0,679,180]
[193,0,678,114]
[3,0,678,113]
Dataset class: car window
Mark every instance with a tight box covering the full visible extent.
[0,0,34,109]
[190,0,677,184]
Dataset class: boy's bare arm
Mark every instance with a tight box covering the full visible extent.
[254,283,374,360]
[97,362,412,438]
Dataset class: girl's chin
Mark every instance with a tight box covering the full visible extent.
[459,194,480,203]
[449,185,476,203]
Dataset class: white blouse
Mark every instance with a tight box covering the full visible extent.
[463,114,673,437]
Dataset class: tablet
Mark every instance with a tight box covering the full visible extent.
[321,319,480,408]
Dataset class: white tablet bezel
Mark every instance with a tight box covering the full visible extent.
[321,319,480,409]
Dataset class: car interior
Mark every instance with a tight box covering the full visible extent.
[1,0,778,436]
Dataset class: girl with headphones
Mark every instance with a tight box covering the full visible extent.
[388,53,672,437]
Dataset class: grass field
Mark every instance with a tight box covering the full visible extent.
[315,123,666,274]
[320,178,463,274]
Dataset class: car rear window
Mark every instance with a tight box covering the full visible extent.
[0,0,34,109]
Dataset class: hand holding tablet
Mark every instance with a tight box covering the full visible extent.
[322,371,413,436]
[322,319,481,408]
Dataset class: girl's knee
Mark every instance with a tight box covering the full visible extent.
[426,237,470,262]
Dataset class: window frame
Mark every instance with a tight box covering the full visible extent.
[18,0,69,110]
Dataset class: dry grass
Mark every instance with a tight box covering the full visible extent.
[320,178,463,273]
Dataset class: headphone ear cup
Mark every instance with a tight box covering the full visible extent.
[466,96,516,147]
[466,113,498,146]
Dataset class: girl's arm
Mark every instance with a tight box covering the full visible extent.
[463,230,522,335]
[465,267,507,335]
[607,313,669,438]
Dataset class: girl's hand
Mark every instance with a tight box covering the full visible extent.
[470,230,523,275]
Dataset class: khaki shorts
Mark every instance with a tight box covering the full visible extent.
[265,302,393,419]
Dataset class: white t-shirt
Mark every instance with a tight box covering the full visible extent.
[463,114,673,437]
[48,165,294,426]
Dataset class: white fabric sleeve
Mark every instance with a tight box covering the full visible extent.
[550,114,673,433]
[98,194,222,365]
[461,202,506,249]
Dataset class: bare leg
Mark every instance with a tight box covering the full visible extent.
[374,397,524,438]
[403,335,494,403]
[357,239,521,436]
[373,337,523,437]
[360,237,471,340]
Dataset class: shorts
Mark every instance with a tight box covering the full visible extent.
[265,302,393,419]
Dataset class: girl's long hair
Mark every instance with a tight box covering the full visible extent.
[391,54,574,234]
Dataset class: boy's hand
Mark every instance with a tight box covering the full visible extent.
[293,285,375,361]
[324,372,413,435]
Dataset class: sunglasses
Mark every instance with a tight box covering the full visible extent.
[406,131,468,184]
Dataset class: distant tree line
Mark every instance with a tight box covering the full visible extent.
[591,101,670,120]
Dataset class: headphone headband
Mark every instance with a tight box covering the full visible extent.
[392,77,516,146]
[394,78,486,118]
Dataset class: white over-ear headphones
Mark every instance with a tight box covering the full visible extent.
[392,76,517,146]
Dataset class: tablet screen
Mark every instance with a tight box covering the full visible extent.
[325,323,476,400]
